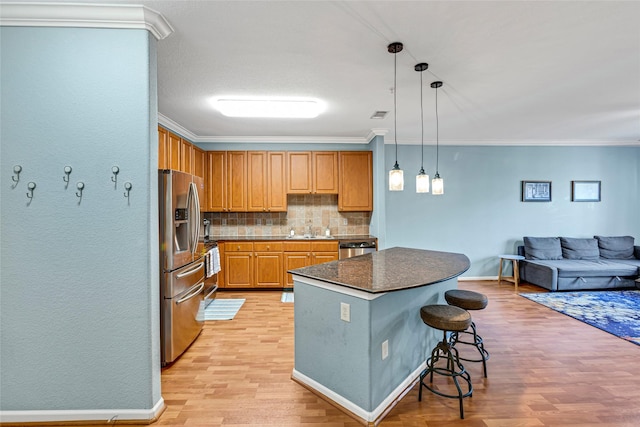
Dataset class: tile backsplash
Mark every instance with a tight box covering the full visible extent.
[204,194,370,238]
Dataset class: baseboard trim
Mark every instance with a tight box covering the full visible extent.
[459,276,497,281]
[292,363,425,426]
[0,398,165,425]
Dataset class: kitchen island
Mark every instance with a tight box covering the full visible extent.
[289,247,470,426]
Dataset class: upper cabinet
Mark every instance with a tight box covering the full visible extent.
[192,146,205,179]
[247,151,287,212]
[287,151,338,194]
[338,151,373,212]
[157,126,181,170]
[205,151,247,212]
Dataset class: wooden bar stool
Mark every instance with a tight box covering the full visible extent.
[498,254,524,291]
[418,304,473,419]
[445,289,490,378]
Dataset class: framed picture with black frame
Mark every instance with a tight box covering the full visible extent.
[521,180,552,202]
[571,180,601,202]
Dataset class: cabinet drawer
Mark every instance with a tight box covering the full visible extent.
[311,241,338,252]
[224,242,254,252]
[283,241,311,252]
[254,242,283,252]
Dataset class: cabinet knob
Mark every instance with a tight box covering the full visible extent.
[237,246,240,251]
[267,246,270,250]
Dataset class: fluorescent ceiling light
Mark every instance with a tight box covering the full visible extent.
[212,97,325,118]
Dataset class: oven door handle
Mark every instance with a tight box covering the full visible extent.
[176,282,204,304]
[176,262,204,278]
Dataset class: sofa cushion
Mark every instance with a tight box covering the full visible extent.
[559,237,600,260]
[523,259,638,278]
[594,235,635,259]
[523,237,563,260]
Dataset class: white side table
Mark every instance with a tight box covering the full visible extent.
[498,254,525,291]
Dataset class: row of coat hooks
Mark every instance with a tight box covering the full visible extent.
[12,164,133,202]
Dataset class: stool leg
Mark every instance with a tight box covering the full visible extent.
[498,258,504,284]
[450,322,490,378]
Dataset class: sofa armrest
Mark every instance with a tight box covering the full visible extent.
[635,245,640,259]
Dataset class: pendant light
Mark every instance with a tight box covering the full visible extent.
[388,42,404,191]
[431,81,444,195]
[415,63,430,193]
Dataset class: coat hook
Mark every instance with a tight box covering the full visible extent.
[63,166,72,186]
[76,181,85,198]
[12,165,22,183]
[26,181,36,199]
[111,166,119,183]
[124,182,132,198]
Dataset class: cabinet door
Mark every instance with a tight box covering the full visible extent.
[247,151,267,212]
[255,252,283,288]
[168,132,182,171]
[312,252,339,265]
[267,151,287,211]
[283,252,311,287]
[158,126,169,169]
[180,139,193,174]
[313,151,338,194]
[193,146,205,179]
[206,151,226,212]
[227,151,247,212]
[287,151,312,194]
[224,252,253,288]
[338,151,373,211]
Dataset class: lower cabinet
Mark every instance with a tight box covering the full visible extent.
[283,241,339,287]
[221,240,338,289]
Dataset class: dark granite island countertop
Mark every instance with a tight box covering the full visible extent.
[289,246,470,293]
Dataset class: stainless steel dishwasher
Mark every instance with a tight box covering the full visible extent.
[339,239,377,259]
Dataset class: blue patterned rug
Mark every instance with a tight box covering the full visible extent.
[520,290,640,346]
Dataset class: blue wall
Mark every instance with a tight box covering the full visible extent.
[0,27,161,415]
[383,144,640,276]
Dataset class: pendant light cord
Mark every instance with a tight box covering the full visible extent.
[394,51,398,165]
[435,84,439,174]
[420,70,424,171]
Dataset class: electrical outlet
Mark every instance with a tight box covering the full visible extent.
[342,218,348,225]
[382,340,389,360]
[340,302,350,322]
[222,218,227,225]
[266,219,273,225]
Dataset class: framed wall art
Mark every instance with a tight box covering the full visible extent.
[571,180,601,202]
[521,180,552,202]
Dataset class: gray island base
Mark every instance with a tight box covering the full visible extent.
[290,247,470,425]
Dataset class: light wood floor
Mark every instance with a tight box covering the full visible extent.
[156,281,640,426]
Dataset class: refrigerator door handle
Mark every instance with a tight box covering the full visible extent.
[176,262,204,278]
[190,182,201,254]
[176,282,204,304]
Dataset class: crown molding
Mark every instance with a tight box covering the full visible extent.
[0,2,173,40]
[384,138,640,147]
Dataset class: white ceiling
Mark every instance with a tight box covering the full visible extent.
[17,1,640,145]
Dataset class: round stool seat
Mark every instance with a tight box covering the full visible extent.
[420,304,471,332]
[445,289,488,311]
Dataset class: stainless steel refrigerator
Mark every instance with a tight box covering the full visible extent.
[159,169,205,366]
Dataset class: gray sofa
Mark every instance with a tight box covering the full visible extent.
[517,236,640,291]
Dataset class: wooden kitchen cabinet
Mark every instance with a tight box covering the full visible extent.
[168,131,182,171]
[193,146,205,179]
[254,242,283,288]
[223,242,253,288]
[158,126,169,169]
[338,151,373,211]
[247,151,287,212]
[283,240,339,287]
[205,151,247,212]
[287,151,338,194]
[180,138,193,174]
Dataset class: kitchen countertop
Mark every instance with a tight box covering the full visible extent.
[289,246,470,293]
[205,235,376,242]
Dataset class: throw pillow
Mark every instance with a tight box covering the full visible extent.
[523,236,563,260]
[594,235,635,259]
[559,237,600,260]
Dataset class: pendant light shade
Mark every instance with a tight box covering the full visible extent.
[431,81,444,195]
[415,62,429,193]
[388,42,404,191]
